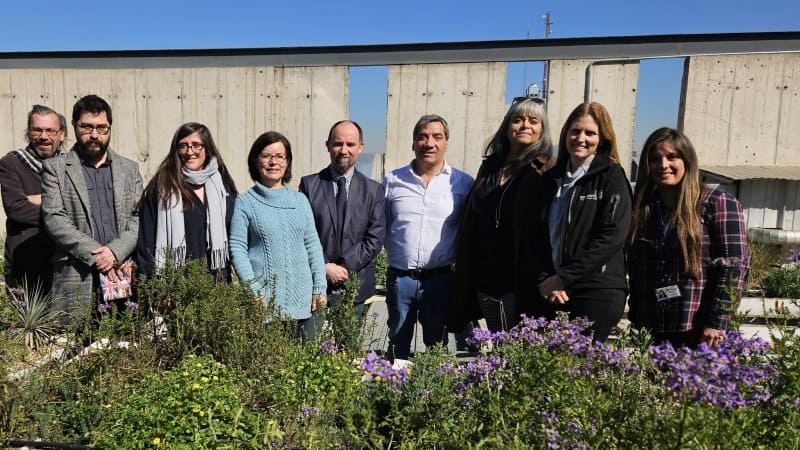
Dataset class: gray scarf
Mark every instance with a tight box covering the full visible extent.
[155,156,229,270]
[13,145,49,174]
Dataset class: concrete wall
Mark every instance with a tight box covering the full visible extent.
[2,52,797,235]
[680,53,800,166]
[0,66,348,189]
[384,63,506,176]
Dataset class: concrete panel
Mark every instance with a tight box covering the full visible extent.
[776,55,800,166]
[266,66,348,187]
[216,68,250,186]
[681,54,800,167]
[385,63,506,177]
[0,64,349,233]
[139,69,183,181]
[385,65,428,174]
[548,59,639,176]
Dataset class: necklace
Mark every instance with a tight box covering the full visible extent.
[495,175,516,229]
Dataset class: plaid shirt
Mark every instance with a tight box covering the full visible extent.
[628,187,749,333]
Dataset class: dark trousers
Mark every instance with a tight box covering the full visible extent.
[651,328,704,349]
[561,288,627,342]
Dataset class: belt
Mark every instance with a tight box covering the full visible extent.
[390,266,452,280]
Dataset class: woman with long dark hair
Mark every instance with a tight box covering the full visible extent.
[627,127,749,348]
[451,97,554,332]
[537,102,632,342]
[136,122,237,280]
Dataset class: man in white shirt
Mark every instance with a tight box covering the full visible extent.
[383,114,474,360]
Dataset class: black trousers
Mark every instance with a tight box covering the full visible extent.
[561,288,627,342]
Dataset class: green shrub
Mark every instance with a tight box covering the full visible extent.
[94,354,279,449]
[374,248,387,288]
[745,241,788,290]
[135,259,278,372]
[762,265,800,298]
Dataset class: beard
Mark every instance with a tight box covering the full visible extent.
[31,139,60,159]
[333,155,353,174]
[76,138,109,162]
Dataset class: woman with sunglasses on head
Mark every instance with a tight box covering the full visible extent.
[229,132,327,340]
[627,128,749,348]
[451,97,555,332]
[136,122,238,281]
[536,102,632,342]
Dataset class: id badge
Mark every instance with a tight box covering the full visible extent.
[655,284,681,302]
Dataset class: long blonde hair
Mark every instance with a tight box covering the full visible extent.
[629,127,702,278]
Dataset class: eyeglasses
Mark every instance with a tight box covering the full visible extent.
[29,127,61,137]
[511,96,546,105]
[77,124,111,135]
[178,143,206,153]
[259,153,287,163]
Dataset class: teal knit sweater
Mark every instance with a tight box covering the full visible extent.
[229,183,326,320]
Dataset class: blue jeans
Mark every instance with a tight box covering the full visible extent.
[385,268,451,360]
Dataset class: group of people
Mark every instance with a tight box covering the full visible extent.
[0,93,748,355]
[448,98,749,350]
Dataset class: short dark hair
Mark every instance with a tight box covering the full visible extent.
[72,94,113,125]
[247,131,293,184]
[326,120,364,145]
[412,114,449,140]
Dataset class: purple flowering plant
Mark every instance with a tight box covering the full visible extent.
[648,332,778,409]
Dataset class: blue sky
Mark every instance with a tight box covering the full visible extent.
[1,0,796,159]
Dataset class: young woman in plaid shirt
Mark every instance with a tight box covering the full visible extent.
[627,128,749,348]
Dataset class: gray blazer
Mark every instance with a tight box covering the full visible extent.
[42,146,143,320]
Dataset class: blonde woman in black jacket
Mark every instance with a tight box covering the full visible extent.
[537,102,632,342]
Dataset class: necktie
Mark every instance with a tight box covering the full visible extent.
[336,176,347,254]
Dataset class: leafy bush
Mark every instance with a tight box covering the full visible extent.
[135,259,278,372]
[94,354,279,449]
[762,264,800,298]
[3,260,800,449]
[745,241,788,290]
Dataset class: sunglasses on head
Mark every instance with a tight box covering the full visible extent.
[512,96,546,105]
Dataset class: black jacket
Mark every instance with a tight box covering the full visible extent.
[0,150,56,289]
[537,154,632,291]
[449,163,545,330]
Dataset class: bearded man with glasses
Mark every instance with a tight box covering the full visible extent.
[42,95,143,330]
[0,104,67,295]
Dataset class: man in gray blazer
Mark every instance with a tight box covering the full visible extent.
[42,95,143,327]
[300,120,386,331]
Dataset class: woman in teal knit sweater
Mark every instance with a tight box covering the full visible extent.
[229,131,327,338]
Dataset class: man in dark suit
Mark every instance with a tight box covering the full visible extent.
[299,120,386,334]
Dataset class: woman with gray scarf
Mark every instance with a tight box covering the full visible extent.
[136,122,238,281]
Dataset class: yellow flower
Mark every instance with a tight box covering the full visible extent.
[201,376,209,383]
[192,383,201,390]
[152,437,162,446]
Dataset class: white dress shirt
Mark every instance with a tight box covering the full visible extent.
[383,161,474,270]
